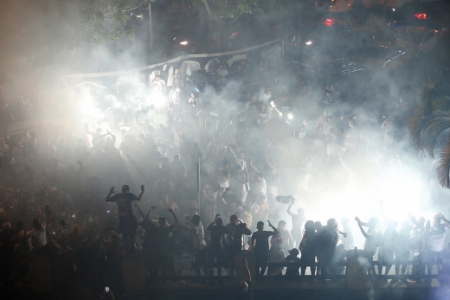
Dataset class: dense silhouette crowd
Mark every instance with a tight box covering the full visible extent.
[1,53,450,300]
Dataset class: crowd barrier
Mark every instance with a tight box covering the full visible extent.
[27,250,445,296]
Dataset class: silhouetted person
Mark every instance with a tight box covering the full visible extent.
[105,184,145,254]
[356,217,380,276]
[300,220,317,279]
[251,220,278,276]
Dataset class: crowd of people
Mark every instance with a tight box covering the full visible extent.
[0,52,450,299]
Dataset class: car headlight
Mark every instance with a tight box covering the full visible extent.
[180,41,189,46]
[305,40,313,46]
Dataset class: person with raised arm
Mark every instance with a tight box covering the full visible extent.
[421,213,450,283]
[106,184,145,254]
[355,217,380,276]
[251,220,279,277]
[287,199,305,246]
[207,214,227,276]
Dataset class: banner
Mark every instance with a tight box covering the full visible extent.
[62,39,282,80]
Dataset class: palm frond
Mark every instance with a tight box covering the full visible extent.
[435,134,450,188]
[408,107,426,148]
[417,82,437,116]
[420,111,450,158]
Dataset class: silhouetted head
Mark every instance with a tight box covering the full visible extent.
[305,220,315,231]
[257,221,264,231]
[230,214,238,225]
[288,248,299,257]
[158,216,166,226]
[122,185,130,193]
[327,218,338,229]
[192,215,200,226]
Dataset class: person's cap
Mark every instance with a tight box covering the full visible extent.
[288,248,299,256]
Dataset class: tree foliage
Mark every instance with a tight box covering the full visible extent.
[408,76,450,188]
[0,0,147,68]
[162,0,292,21]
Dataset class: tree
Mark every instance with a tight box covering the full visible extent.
[164,0,278,21]
[0,0,148,69]
[408,76,450,187]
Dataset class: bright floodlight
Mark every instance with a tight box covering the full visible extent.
[287,113,294,120]
[180,41,189,46]
[305,40,313,46]
[81,93,103,120]
[150,89,166,109]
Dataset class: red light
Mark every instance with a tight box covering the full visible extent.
[414,13,427,20]
[323,18,336,27]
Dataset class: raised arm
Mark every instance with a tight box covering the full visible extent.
[145,206,156,220]
[356,217,369,238]
[440,213,450,227]
[229,143,237,157]
[248,159,260,173]
[243,224,252,235]
[268,220,279,235]
[207,214,220,230]
[287,199,296,216]
[46,213,56,225]
[133,202,146,220]
[137,184,145,200]
[169,208,178,225]
[105,186,115,202]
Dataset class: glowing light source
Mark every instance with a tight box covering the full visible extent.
[180,40,189,46]
[323,18,336,27]
[81,93,104,120]
[392,8,396,12]
[150,89,166,109]
[305,40,313,46]
[414,13,428,20]
[287,113,294,120]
